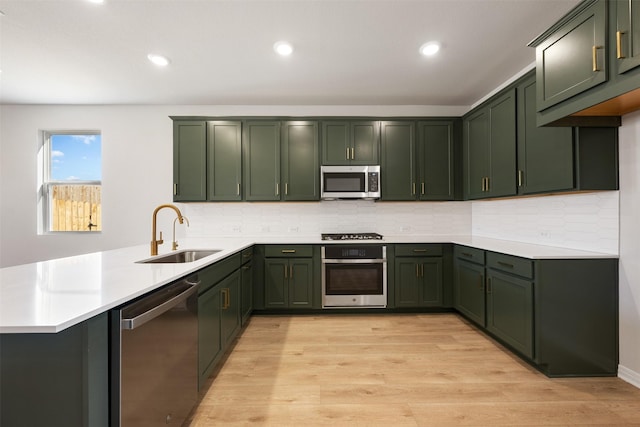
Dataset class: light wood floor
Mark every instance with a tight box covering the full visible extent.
[188,313,640,426]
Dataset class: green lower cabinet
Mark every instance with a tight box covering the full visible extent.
[265,258,314,308]
[485,270,534,359]
[241,261,253,326]
[454,259,486,327]
[198,284,222,386]
[395,257,443,307]
[220,271,241,348]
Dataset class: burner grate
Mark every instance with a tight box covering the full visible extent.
[321,233,383,241]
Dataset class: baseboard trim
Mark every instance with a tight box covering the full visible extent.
[619,365,640,389]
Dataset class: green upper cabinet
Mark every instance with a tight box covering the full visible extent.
[243,121,281,201]
[418,120,459,201]
[535,0,608,112]
[463,89,517,200]
[281,121,320,201]
[207,121,242,201]
[322,121,380,165]
[381,120,459,201]
[380,121,416,200]
[173,121,207,201]
[616,0,640,74]
[517,74,575,194]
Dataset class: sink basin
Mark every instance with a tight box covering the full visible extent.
[137,249,221,264]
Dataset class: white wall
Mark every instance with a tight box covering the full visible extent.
[618,110,640,387]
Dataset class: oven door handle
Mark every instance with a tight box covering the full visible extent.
[322,258,386,264]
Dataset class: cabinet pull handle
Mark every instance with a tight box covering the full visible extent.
[412,183,416,195]
[285,183,288,195]
[481,177,487,192]
[281,249,296,253]
[346,148,350,160]
[461,252,473,258]
[421,264,424,277]
[485,177,490,192]
[617,31,626,59]
[237,183,241,196]
[486,278,492,294]
[284,265,288,279]
[290,265,293,279]
[276,183,279,196]
[351,147,355,160]
[421,182,425,195]
[517,170,523,187]
[497,261,514,269]
[592,45,602,72]
[416,263,419,278]
[173,183,177,196]
[413,249,427,253]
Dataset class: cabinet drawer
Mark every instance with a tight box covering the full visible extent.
[198,253,241,294]
[395,244,443,257]
[486,252,533,279]
[264,245,313,258]
[454,245,485,265]
[241,247,253,264]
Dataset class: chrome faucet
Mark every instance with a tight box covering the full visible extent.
[172,215,189,251]
[150,204,185,256]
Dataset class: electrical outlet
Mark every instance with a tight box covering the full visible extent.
[400,226,411,232]
[288,226,299,233]
[232,226,242,233]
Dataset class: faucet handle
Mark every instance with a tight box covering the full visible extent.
[158,231,164,245]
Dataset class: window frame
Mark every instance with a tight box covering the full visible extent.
[40,130,103,234]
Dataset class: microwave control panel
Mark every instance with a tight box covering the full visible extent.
[368,172,379,192]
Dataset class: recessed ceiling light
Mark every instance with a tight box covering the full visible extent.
[147,54,170,67]
[273,41,294,56]
[420,41,441,57]
[87,0,105,4]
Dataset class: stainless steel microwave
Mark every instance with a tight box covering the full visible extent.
[320,165,380,199]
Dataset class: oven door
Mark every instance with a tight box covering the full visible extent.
[322,259,387,308]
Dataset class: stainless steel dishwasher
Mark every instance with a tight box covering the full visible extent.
[111,276,199,427]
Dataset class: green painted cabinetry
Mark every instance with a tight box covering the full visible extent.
[322,121,380,165]
[240,247,253,326]
[264,245,315,309]
[453,246,486,326]
[535,0,608,111]
[531,0,640,126]
[381,120,459,201]
[173,121,207,201]
[243,121,281,201]
[463,89,517,199]
[207,121,242,201]
[394,244,443,307]
[281,121,320,201]
[485,253,534,359]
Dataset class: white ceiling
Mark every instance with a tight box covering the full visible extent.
[0,0,580,106]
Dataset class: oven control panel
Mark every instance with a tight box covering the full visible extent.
[323,245,385,260]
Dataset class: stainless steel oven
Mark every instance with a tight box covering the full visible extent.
[321,244,387,308]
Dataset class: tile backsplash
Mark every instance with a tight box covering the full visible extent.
[472,191,619,254]
[181,200,472,238]
[180,191,619,254]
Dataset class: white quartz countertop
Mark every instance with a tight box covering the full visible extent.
[0,235,617,334]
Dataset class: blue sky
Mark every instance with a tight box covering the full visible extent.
[50,134,102,181]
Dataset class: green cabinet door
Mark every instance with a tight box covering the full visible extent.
[536,0,608,111]
[487,89,517,198]
[289,259,314,307]
[198,284,222,386]
[454,259,486,327]
[463,110,490,199]
[207,121,242,201]
[173,121,206,201]
[381,121,416,200]
[220,271,241,348]
[244,121,281,201]
[517,74,574,194]
[395,257,443,307]
[351,121,380,165]
[418,121,457,200]
[264,259,288,308]
[616,0,640,74]
[282,121,320,201]
[241,262,253,326]
[486,270,534,359]
[322,121,379,165]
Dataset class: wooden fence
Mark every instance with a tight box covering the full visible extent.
[51,185,101,232]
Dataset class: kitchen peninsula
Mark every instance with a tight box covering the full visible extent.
[0,234,618,426]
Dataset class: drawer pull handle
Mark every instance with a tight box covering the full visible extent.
[592,45,602,72]
[461,252,473,258]
[617,31,626,59]
[497,261,514,268]
[281,249,296,253]
[413,249,427,253]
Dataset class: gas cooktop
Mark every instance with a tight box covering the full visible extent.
[321,233,383,241]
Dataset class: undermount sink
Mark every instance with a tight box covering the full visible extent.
[136,249,221,264]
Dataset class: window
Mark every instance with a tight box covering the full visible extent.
[40,131,102,233]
